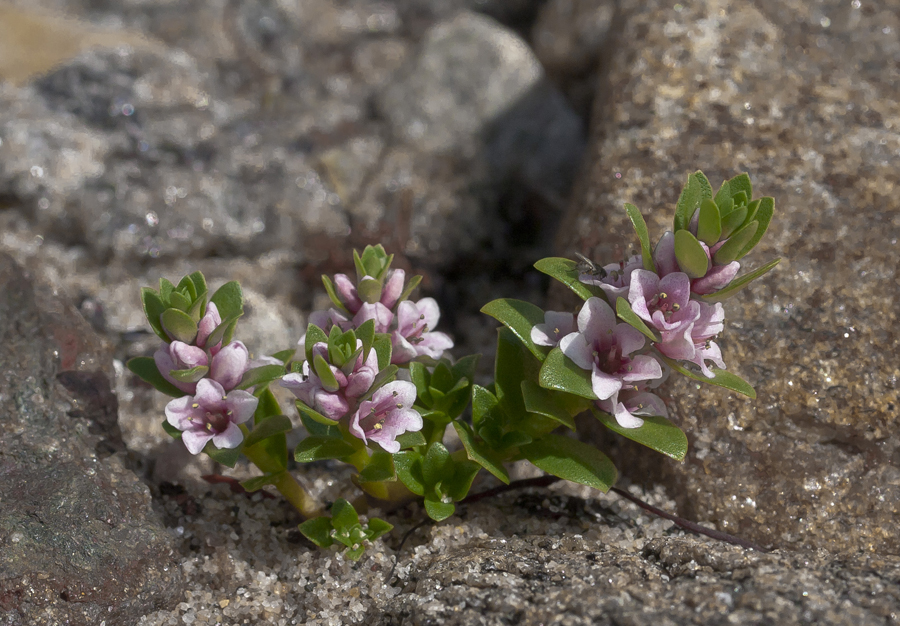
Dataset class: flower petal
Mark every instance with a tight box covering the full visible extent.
[334,273,362,312]
[224,389,259,424]
[182,430,213,455]
[381,269,405,309]
[591,366,623,400]
[621,354,663,383]
[165,396,197,430]
[559,332,593,371]
[654,231,678,276]
[210,341,249,391]
[212,421,245,449]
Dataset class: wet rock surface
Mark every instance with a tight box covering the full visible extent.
[0,254,182,625]
[563,0,900,555]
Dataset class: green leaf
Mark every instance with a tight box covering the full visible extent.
[296,400,341,428]
[727,173,753,204]
[396,274,423,305]
[422,442,451,486]
[159,277,175,301]
[533,257,603,301]
[590,407,687,461]
[236,364,285,391]
[674,171,712,231]
[471,384,506,446]
[409,362,431,403]
[355,319,376,361]
[241,472,284,492]
[205,314,241,350]
[372,335,392,372]
[481,298,551,362]
[673,229,710,278]
[203,441,242,468]
[499,430,532,448]
[395,430,426,449]
[452,421,510,484]
[176,275,197,301]
[161,419,183,439]
[359,450,395,482]
[244,414,293,449]
[331,498,360,530]
[210,281,244,321]
[357,276,383,304]
[424,498,455,522]
[305,324,329,362]
[444,460,480,501]
[394,451,425,495]
[623,203,655,271]
[431,362,454,392]
[168,291,191,312]
[538,346,597,400]
[736,197,774,260]
[298,411,341,438]
[615,297,661,342]
[298,517,334,548]
[365,518,393,541]
[188,271,208,303]
[160,308,198,344]
[719,206,748,239]
[713,220,758,265]
[313,353,340,391]
[295,436,358,462]
[521,380,576,430]
[271,349,296,365]
[140,287,169,342]
[494,328,529,420]
[321,274,351,314]
[700,258,781,302]
[656,352,756,398]
[697,198,722,245]
[521,434,617,492]
[254,387,282,423]
[168,365,208,383]
[126,357,185,397]
[451,355,480,384]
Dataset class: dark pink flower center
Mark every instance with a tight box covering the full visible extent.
[647,291,680,321]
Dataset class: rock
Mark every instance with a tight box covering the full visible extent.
[561,0,900,554]
[381,534,900,625]
[0,253,183,625]
[532,0,615,79]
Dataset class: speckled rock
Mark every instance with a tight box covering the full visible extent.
[561,0,900,554]
[380,534,900,625]
[0,253,183,625]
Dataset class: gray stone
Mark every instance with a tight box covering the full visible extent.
[560,0,900,554]
[0,253,182,625]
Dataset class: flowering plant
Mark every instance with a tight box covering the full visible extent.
[128,171,778,558]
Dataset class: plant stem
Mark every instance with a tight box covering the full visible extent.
[272,471,324,519]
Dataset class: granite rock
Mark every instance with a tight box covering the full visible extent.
[0,253,182,625]
[561,0,900,554]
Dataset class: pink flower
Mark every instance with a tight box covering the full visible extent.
[685,301,726,377]
[154,341,208,394]
[196,302,222,353]
[164,378,257,454]
[597,388,669,429]
[349,380,422,453]
[579,254,643,301]
[559,297,663,419]
[391,298,454,364]
[280,340,379,420]
[333,268,406,314]
[209,340,250,391]
[531,311,576,347]
[654,231,740,295]
[628,270,699,333]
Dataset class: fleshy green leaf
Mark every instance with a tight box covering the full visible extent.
[241,472,284,492]
[168,365,208,383]
[481,298,551,362]
[176,275,197,301]
[236,364,285,391]
[422,442,451,486]
[697,198,722,245]
[444,460,480,501]
[188,272,208,304]
[656,352,756,398]
[623,203,655,271]
[452,421,510,484]
[254,386,282,423]
[720,206,748,239]
[295,436,358,462]
[533,257,604,301]
[313,354,339,391]
[424,498,455,522]
[736,197,774,260]
[674,171,712,231]
[713,221,758,265]
[168,291,191,313]
[210,281,244,321]
[396,274,423,305]
[203,441,242,468]
[298,517,334,548]
[372,335,392,372]
[321,274,351,314]
[298,410,341,438]
[521,381,576,430]
[296,399,341,427]
[395,431,426,449]
[590,407,687,461]
[673,229,710,279]
[700,258,781,302]
[271,349,296,364]
[615,297,661,342]
[357,277,383,304]
[471,384,506,447]
[205,314,240,350]
[356,319,376,361]
[244,415,293,449]
[451,355,480,385]
[127,357,185,397]
[160,308,198,344]
[538,346,597,400]
[394,451,426,495]
[331,499,360,530]
[494,328,533,422]
[161,419,183,439]
[159,278,175,301]
[305,324,329,362]
[358,450,395,482]
[366,518,393,541]
[140,288,169,342]
[520,434,617,492]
